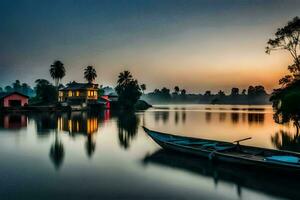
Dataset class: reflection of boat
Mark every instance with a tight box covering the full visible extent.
[143,150,300,199]
[143,127,300,173]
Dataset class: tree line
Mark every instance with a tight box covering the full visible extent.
[143,85,269,104]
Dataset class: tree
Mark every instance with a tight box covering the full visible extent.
[84,66,97,83]
[267,17,300,134]
[5,86,12,92]
[204,90,211,96]
[115,71,142,109]
[140,84,146,94]
[247,86,255,96]
[266,16,300,85]
[230,87,239,96]
[34,79,57,103]
[241,89,247,95]
[218,90,225,97]
[181,89,186,96]
[13,80,21,92]
[0,87,3,93]
[50,60,66,87]
[21,83,30,95]
[117,70,132,85]
[174,86,180,94]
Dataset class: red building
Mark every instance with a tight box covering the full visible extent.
[0,92,29,108]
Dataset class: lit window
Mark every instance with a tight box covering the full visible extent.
[68,91,73,97]
[88,91,91,96]
[59,91,63,97]
[76,91,80,96]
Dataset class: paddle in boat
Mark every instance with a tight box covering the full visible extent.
[143,126,300,173]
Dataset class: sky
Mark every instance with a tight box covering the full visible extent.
[1,0,300,93]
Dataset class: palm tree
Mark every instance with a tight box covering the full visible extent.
[50,60,66,87]
[84,66,97,83]
[117,70,132,85]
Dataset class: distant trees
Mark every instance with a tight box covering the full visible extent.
[181,89,186,96]
[2,80,34,96]
[174,86,180,94]
[140,84,146,94]
[84,66,97,83]
[50,60,66,87]
[230,88,239,96]
[204,90,211,96]
[115,71,142,109]
[247,85,267,97]
[143,85,269,105]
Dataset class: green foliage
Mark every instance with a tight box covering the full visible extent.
[84,66,97,83]
[115,71,142,110]
[33,79,57,104]
[267,16,300,132]
[3,80,35,97]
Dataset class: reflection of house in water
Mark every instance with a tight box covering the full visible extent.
[58,112,98,135]
[0,114,27,129]
[57,112,101,158]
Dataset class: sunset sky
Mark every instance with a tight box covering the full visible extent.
[1,0,300,93]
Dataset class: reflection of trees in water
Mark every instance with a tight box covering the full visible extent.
[271,130,300,152]
[117,112,139,149]
[205,112,211,123]
[49,131,64,170]
[182,110,186,123]
[242,113,246,123]
[231,113,239,124]
[215,112,265,125]
[85,134,96,158]
[30,113,58,135]
[219,112,226,122]
[174,111,179,125]
[248,113,265,125]
[154,111,169,124]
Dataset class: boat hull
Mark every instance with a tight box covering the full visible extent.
[143,127,300,173]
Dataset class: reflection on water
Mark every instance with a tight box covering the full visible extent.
[117,112,139,149]
[143,149,300,200]
[0,113,27,129]
[271,130,300,152]
[0,105,299,199]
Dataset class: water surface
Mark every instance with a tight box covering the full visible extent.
[0,104,298,200]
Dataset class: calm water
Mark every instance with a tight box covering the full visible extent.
[0,104,299,200]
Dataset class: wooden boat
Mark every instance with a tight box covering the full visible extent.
[143,126,300,173]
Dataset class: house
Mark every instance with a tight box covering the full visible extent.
[58,82,99,108]
[0,92,29,108]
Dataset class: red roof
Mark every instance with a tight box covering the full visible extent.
[0,92,29,100]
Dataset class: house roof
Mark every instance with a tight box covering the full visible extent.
[0,92,29,99]
[60,81,99,91]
